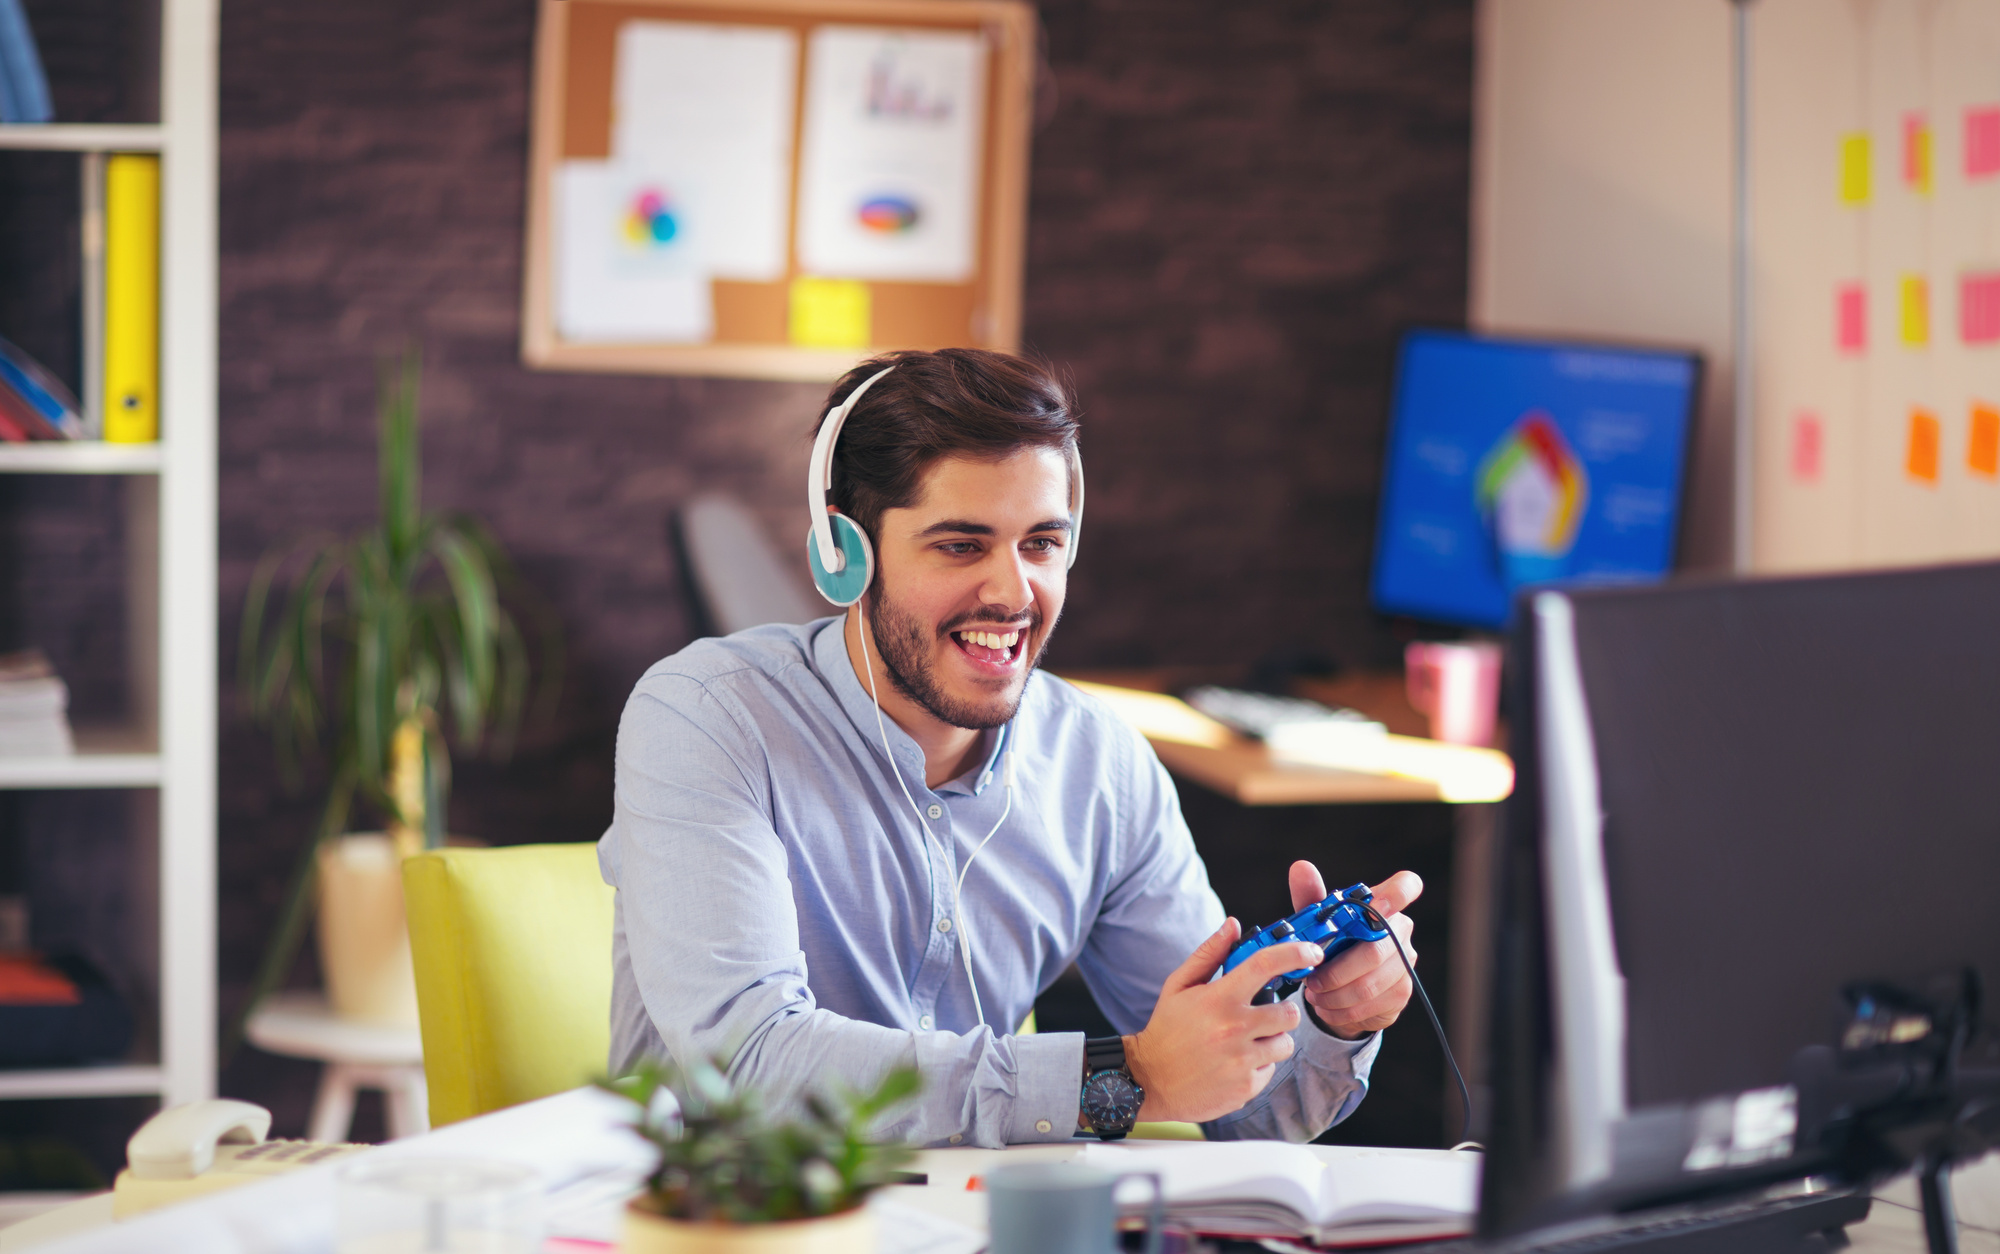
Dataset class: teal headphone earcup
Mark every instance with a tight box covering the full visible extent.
[806,513,875,607]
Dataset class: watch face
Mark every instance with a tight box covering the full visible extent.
[1081,1070,1142,1132]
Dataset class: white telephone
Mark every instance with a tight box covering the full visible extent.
[111,1099,373,1219]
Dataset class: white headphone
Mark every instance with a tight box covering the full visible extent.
[804,361,1079,1029]
[804,364,1085,607]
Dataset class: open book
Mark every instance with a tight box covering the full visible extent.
[1077,1140,1480,1247]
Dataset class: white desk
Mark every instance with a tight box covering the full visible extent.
[5,1088,1996,1253]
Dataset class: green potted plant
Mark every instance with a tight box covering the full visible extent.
[234,346,555,1035]
[600,1058,920,1254]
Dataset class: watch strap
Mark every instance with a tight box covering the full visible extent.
[1083,1035,1127,1077]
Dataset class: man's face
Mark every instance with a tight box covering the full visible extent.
[865,447,1072,730]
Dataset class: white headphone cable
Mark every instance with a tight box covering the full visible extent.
[854,602,1011,1030]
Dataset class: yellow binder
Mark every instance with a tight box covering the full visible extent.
[104,154,160,444]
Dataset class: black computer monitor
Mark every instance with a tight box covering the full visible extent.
[1481,561,2000,1241]
[1370,330,1700,631]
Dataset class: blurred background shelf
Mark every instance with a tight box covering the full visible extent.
[0,726,161,789]
[0,444,162,474]
[0,1064,165,1100]
[0,124,165,153]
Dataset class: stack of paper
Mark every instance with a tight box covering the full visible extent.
[0,651,74,757]
[1078,1140,1480,1246]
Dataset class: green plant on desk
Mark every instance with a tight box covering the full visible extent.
[601,1057,919,1224]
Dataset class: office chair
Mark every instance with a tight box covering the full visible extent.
[403,843,616,1127]
[402,843,1200,1139]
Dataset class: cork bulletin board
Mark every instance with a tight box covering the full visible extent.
[521,0,1036,381]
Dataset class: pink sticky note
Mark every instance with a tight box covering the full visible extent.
[1963,272,2000,343]
[1837,283,1867,353]
[1967,107,2000,178]
[1792,413,1823,483]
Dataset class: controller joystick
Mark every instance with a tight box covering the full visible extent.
[1221,883,1391,1006]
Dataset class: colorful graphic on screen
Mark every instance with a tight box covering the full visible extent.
[1372,331,1698,629]
[621,187,681,249]
[857,195,921,234]
[1476,411,1589,588]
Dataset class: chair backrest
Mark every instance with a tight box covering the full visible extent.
[402,843,615,1128]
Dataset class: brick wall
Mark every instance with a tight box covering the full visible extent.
[4,0,1472,1143]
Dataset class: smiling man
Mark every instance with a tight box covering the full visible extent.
[599,348,1423,1146]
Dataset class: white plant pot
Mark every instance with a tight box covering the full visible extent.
[619,1203,875,1254]
[316,831,420,1026]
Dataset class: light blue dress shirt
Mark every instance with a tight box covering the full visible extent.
[599,617,1379,1147]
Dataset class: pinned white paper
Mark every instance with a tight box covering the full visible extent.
[796,26,986,281]
[554,160,713,343]
[612,21,798,282]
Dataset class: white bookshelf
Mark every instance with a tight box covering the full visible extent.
[0,0,217,1108]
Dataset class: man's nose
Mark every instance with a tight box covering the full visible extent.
[978,547,1033,611]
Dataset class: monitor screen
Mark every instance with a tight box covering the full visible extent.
[1371,330,1700,630]
[1481,562,2000,1237]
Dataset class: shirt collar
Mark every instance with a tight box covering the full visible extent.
[809,613,1013,798]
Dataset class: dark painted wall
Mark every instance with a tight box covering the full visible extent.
[3,0,1473,1147]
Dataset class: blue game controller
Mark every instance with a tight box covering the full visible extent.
[1221,883,1391,1005]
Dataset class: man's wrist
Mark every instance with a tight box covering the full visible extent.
[1305,999,1375,1042]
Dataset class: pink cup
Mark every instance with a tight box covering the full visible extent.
[1404,641,1503,746]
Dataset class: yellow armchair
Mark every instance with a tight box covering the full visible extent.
[401,841,1198,1140]
[402,843,616,1128]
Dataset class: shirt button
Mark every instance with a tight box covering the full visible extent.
[937,917,953,933]
[1035,1119,1053,1134]
[927,804,943,819]
[949,1133,963,1145]
[919,1014,934,1031]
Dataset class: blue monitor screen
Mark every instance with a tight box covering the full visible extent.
[1371,330,1699,630]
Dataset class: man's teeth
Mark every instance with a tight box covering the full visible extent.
[958,630,1020,650]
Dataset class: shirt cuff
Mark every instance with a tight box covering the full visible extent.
[1009,1031,1087,1144]
[1296,1006,1382,1077]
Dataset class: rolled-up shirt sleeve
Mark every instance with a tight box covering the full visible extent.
[1072,720,1380,1142]
[602,678,1083,1148]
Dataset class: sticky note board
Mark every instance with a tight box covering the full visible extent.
[1966,107,2000,179]
[1837,283,1867,353]
[1971,404,2000,478]
[1907,409,1940,483]
[1791,412,1823,482]
[1841,133,1871,205]
[520,0,1036,382]
[1961,273,2000,344]
[1901,276,1930,346]
[1904,113,1932,194]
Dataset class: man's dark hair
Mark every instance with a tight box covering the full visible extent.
[812,348,1079,546]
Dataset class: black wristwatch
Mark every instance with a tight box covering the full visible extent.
[1079,1035,1144,1140]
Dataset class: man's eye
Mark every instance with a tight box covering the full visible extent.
[939,542,979,556]
[1024,537,1060,553]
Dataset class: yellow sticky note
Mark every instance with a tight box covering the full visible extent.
[1907,408,1940,483]
[789,277,870,349]
[1901,275,1929,345]
[1969,403,1999,477]
[1841,133,1872,204]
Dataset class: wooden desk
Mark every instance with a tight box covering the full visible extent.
[1054,669,1511,806]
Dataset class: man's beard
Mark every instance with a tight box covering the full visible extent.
[865,585,1055,730]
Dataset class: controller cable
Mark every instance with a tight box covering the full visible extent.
[1353,901,1478,1150]
[855,602,1012,1031]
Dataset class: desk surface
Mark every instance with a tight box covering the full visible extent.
[1056,669,1513,806]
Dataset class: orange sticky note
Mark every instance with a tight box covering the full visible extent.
[1901,276,1930,346]
[1970,404,1999,477]
[1907,409,1940,483]
[1904,113,1933,194]
[1841,133,1871,204]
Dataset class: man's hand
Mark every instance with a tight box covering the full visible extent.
[1122,919,1327,1124]
[1292,862,1422,1040]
